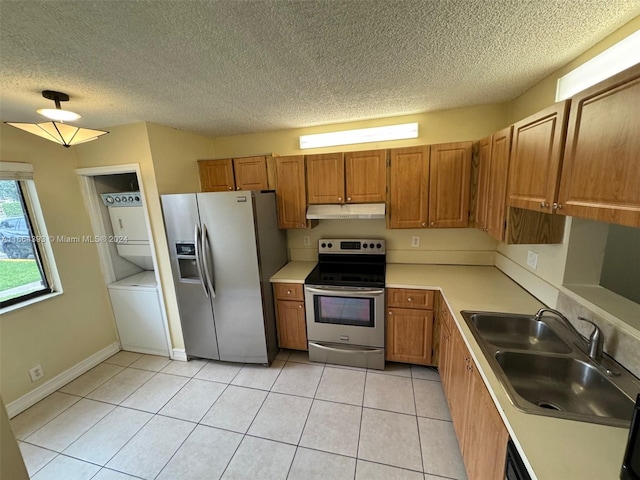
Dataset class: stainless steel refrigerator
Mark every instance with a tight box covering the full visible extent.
[161,191,287,364]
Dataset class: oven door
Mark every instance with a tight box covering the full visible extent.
[304,285,385,348]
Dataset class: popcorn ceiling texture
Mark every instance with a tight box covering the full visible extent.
[1,1,639,137]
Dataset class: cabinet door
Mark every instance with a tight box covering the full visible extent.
[486,127,513,241]
[275,300,308,350]
[557,64,640,227]
[275,156,308,229]
[463,364,509,480]
[198,159,235,192]
[448,330,471,448]
[306,153,345,204]
[388,146,429,228]
[438,306,452,389]
[475,135,492,232]
[344,149,387,203]
[429,141,472,227]
[233,156,269,191]
[386,307,433,365]
[507,101,569,213]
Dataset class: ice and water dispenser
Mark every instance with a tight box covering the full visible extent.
[175,242,200,282]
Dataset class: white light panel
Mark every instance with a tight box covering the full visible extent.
[300,122,419,149]
[556,29,640,101]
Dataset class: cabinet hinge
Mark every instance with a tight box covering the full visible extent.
[386,159,391,167]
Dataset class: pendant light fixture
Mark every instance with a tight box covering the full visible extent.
[5,90,109,147]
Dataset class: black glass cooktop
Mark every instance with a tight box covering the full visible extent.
[305,260,385,288]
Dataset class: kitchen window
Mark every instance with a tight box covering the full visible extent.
[0,162,60,309]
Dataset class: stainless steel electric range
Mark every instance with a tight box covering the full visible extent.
[304,239,386,370]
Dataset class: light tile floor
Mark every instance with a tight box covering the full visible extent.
[12,350,467,480]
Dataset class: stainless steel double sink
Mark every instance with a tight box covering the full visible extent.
[461,311,640,427]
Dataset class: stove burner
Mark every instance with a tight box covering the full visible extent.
[305,238,386,288]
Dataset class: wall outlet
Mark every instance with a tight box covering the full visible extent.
[411,236,420,248]
[527,250,538,270]
[29,364,44,382]
[303,236,311,246]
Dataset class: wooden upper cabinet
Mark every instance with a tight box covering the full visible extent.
[429,141,473,228]
[198,159,235,192]
[475,135,492,232]
[275,156,308,229]
[486,127,512,241]
[306,153,345,204]
[344,150,387,203]
[233,156,269,191]
[557,63,640,228]
[388,146,430,228]
[307,150,386,205]
[507,101,570,213]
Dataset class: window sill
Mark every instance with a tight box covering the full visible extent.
[0,290,63,315]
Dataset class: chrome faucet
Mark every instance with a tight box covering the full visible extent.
[577,316,604,361]
[534,308,604,361]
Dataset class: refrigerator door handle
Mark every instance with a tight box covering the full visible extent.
[201,223,216,298]
[194,223,209,298]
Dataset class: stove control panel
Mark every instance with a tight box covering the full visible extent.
[318,238,385,254]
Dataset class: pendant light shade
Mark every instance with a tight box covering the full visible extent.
[6,121,109,147]
[5,90,108,147]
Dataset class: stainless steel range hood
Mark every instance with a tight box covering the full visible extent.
[306,203,386,220]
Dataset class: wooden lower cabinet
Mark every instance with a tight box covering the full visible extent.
[464,365,510,480]
[440,307,509,480]
[386,289,435,365]
[273,283,308,351]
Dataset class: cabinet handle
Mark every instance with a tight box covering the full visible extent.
[298,304,303,309]
[347,197,351,201]
[236,187,241,190]
[407,297,412,302]
[287,290,291,295]
[430,222,435,226]
[228,186,233,190]
[422,222,426,226]
[388,311,393,315]
[338,197,342,201]
[553,202,563,210]
[540,201,549,208]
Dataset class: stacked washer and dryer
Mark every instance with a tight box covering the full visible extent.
[101,192,169,357]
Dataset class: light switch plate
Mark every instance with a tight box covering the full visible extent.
[303,236,311,246]
[411,236,420,248]
[527,250,538,270]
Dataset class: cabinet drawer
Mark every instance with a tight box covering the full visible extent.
[387,288,434,309]
[274,283,304,301]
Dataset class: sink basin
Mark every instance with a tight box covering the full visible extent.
[495,351,634,423]
[460,310,640,427]
[467,312,571,353]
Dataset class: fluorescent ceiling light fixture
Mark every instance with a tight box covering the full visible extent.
[5,90,108,147]
[556,29,640,101]
[300,122,419,149]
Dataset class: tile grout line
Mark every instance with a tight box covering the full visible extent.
[410,371,426,475]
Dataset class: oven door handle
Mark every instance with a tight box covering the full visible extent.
[308,342,384,355]
[305,286,385,297]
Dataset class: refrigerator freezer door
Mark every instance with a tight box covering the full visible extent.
[197,191,268,363]
[161,194,220,360]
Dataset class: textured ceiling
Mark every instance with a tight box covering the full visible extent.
[1,1,639,138]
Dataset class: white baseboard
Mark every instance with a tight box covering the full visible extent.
[172,348,188,361]
[6,342,120,419]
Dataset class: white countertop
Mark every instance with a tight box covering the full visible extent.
[271,261,630,479]
[269,261,316,283]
